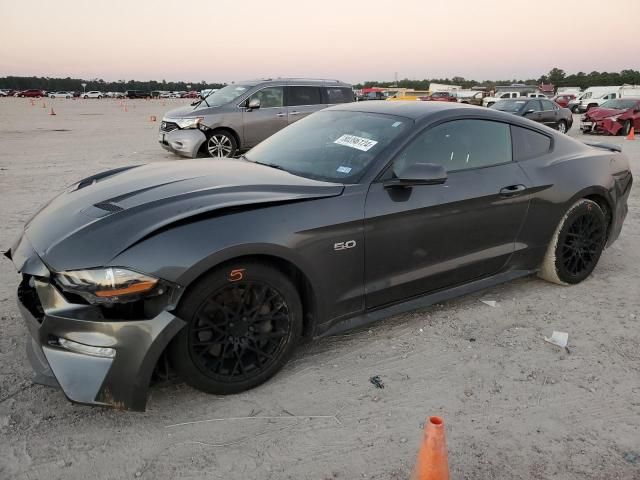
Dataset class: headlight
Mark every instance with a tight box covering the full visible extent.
[55,267,161,304]
[609,115,620,122]
[175,117,204,129]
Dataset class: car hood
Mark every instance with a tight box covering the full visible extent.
[585,107,626,120]
[17,159,344,272]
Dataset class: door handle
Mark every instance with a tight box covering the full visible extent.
[499,184,527,197]
[289,111,300,116]
[276,112,286,117]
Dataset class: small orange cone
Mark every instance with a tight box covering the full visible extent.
[124,106,128,112]
[627,127,635,140]
[412,416,449,480]
[50,107,56,116]
[149,115,156,122]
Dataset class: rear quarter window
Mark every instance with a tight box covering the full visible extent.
[511,125,552,161]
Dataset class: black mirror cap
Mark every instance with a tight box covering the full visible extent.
[385,163,448,188]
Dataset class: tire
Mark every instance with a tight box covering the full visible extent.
[586,103,597,112]
[620,120,633,137]
[487,102,495,107]
[556,120,568,134]
[571,105,579,113]
[98,95,102,99]
[538,199,607,285]
[205,130,237,158]
[84,95,88,99]
[169,262,303,395]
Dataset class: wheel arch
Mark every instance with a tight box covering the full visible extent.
[567,186,614,242]
[178,252,321,338]
[201,127,241,154]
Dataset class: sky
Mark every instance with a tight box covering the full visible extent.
[1,0,638,84]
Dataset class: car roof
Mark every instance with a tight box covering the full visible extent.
[235,78,351,87]
[326,100,480,120]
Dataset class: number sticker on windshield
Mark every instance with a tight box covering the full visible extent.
[334,134,378,152]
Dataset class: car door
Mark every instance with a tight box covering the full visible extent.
[285,86,324,123]
[540,99,560,126]
[523,100,544,124]
[364,118,530,309]
[241,86,287,147]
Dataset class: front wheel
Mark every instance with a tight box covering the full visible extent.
[169,262,303,395]
[538,199,607,285]
[205,130,237,158]
[84,95,88,99]
[486,102,494,107]
[556,120,568,134]
[620,120,633,137]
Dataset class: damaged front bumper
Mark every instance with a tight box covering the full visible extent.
[580,118,623,135]
[158,128,206,158]
[8,236,186,411]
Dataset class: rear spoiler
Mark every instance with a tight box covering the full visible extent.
[583,142,622,153]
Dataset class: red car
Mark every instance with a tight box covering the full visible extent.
[18,89,45,98]
[580,98,640,136]
[181,90,199,98]
[421,91,457,102]
[551,94,576,108]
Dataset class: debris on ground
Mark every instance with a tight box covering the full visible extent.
[480,300,497,307]
[623,451,638,464]
[544,331,569,348]
[369,375,385,389]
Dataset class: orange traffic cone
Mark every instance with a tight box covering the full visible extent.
[50,107,56,116]
[412,416,449,480]
[627,127,635,140]
[149,115,156,122]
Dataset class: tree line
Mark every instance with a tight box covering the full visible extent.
[2,68,639,93]
[0,76,225,92]
[354,68,640,91]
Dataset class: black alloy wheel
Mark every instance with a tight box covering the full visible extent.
[539,199,607,285]
[189,281,292,381]
[558,211,605,279]
[170,262,302,394]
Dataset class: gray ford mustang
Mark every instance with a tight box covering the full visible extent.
[6,102,632,411]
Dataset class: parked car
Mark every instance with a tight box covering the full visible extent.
[358,91,387,101]
[7,101,632,411]
[83,91,104,99]
[0,89,8,97]
[125,90,150,99]
[526,93,548,99]
[18,89,45,98]
[580,98,640,136]
[160,78,353,158]
[386,90,430,101]
[421,91,457,102]
[181,91,199,99]
[49,91,73,99]
[577,86,622,113]
[552,94,577,108]
[490,98,573,133]
[482,91,521,107]
[455,91,486,106]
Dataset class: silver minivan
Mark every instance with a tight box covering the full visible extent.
[159,78,353,158]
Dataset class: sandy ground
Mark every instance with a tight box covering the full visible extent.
[0,97,638,480]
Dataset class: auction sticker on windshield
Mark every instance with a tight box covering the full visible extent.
[334,134,378,152]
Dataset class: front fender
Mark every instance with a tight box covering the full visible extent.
[164,129,207,158]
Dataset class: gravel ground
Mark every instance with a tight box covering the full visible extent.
[0,97,638,480]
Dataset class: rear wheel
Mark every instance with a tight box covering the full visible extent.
[205,130,237,158]
[556,120,568,134]
[487,102,495,107]
[538,199,607,285]
[170,262,303,394]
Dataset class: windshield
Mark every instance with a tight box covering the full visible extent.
[244,110,410,183]
[599,99,638,110]
[194,84,251,108]
[492,100,527,112]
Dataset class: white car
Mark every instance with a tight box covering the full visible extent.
[49,91,73,99]
[0,90,8,97]
[82,91,104,99]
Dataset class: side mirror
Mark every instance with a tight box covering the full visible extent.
[247,98,260,110]
[385,163,447,188]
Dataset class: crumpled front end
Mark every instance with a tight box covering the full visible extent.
[158,125,207,158]
[580,115,623,135]
[8,235,186,411]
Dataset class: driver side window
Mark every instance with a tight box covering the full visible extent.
[392,119,512,175]
[249,87,283,108]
